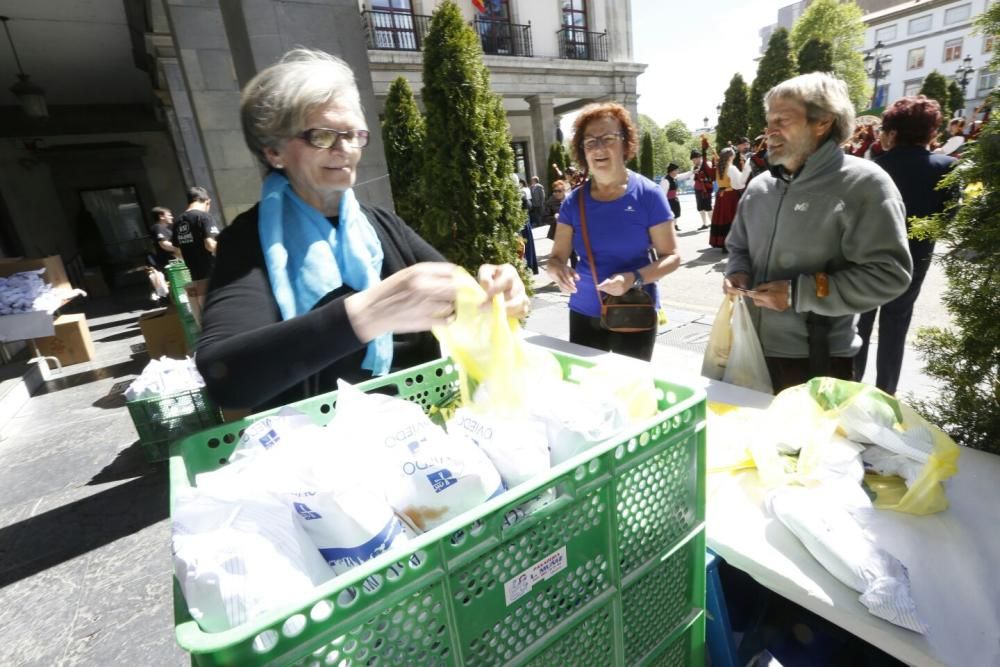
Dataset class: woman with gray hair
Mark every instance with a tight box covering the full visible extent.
[196,49,528,411]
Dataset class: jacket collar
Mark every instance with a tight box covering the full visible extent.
[768,139,844,185]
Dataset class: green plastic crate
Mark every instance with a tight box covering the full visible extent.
[128,387,223,462]
[165,261,192,308]
[170,351,707,666]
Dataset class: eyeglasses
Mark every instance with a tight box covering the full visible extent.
[582,133,625,151]
[552,188,566,193]
[297,128,370,149]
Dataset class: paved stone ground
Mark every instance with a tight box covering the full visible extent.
[0,210,946,664]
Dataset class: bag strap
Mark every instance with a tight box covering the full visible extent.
[577,183,604,306]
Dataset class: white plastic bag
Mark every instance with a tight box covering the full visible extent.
[526,379,627,466]
[172,488,334,633]
[722,298,773,394]
[448,407,549,490]
[333,381,504,533]
[701,296,733,381]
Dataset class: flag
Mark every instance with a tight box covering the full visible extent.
[472,0,486,12]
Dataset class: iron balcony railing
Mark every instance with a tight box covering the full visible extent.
[556,27,609,62]
[361,9,431,52]
[474,16,533,58]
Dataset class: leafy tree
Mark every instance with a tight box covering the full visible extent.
[420,1,526,282]
[639,132,655,178]
[749,28,798,137]
[382,77,426,235]
[627,155,639,172]
[790,0,869,110]
[947,80,966,117]
[798,37,834,74]
[717,73,751,151]
[663,119,692,145]
[908,0,1000,453]
[547,141,568,186]
[919,70,951,110]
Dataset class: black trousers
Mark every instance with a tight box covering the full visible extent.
[855,240,934,395]
[569,310,657,361]
[765,356,855,394]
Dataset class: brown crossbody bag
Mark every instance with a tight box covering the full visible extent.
[577,187,657,333]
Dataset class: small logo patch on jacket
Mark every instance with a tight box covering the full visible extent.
[794,202,810,212]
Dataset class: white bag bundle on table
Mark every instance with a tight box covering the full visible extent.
[765,485,927,633]
[333,381,505,533]
[172,488,334,633]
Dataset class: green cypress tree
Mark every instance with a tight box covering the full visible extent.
[749,28,798,137]
[790,0,868,110]
[547,141,567,186]
[909,3,1000,452]
[919,70,950,110]
[797,37,834,74]
[947,80,966,117]
[626,155,639,172]
[717,73,751,151]
[382,77,426,235]
[639,132,655,179]
[420,1,526,282]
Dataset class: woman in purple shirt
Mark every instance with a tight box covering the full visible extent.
[546,103,681,360]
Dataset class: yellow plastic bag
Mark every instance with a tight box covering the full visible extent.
[701,296,733,381]
[433,269,560,414]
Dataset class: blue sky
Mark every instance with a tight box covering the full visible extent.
[631,0,790,130]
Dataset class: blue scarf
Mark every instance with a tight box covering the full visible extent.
[258,171,392,376]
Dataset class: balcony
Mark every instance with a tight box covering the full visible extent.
[474,16,533,58]
[362,9,431,52]
[556,27,609,62]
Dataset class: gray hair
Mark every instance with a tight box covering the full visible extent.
[240,48,364,167]
[765,72,855,146]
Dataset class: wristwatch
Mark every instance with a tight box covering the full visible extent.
[631,271,644,289]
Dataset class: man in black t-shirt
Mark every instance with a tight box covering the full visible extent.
[171,186,220,280]
[148,206,180,270]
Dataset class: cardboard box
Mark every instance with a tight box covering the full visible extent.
[183,279,208,326]
[139,306,189,360]
[33,313,95,366]
[0,255,71,291]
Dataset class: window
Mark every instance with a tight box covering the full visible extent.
[562,0,590,59]
[903,79,922,96]
[908,15,932,34]
[944,38,963,62]
[875,25,897,43]
[944,4,971,25]
[368,0,417,50]
[873,84,890,108]
[978,69,998,97]
[986,35,995,53]
[907,47,926,70]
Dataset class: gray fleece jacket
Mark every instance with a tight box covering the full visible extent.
[725,139,912,358]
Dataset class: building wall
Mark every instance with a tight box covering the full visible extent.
[864,0,995,114]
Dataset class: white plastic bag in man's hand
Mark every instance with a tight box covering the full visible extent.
[333,381,504,533]
[723,297,773,394]
[172,488,334,633]
[701,296,733,381]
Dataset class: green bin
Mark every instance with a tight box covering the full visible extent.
[170,351,707,665]
[165,261,192,308]
[128,387,222,462]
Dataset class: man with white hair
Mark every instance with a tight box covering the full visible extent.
[722,73,912,392]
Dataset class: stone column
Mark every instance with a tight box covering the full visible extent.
[526,95,556,184]
[162,0,261,226]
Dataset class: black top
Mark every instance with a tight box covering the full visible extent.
[172,209,219,280]
[874,146,957,226]
[149,222,174,270]
[195,202,445,411]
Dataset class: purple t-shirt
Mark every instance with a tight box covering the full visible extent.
[558,171,673,317]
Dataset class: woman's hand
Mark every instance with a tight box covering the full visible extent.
[546,260,579,294]
[345,262,459,342]
[478,263,529,319]
[597,273,634,297]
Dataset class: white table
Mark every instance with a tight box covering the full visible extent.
[525,332,1000,667]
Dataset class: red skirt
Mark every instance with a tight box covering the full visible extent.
[710,189,742,248]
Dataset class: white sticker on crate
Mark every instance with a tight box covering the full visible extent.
[503,546,568,606]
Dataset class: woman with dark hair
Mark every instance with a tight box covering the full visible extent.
[708,147,748,251]
[934,117,966,157]
[545,102,680,361]
[855,95,958,395]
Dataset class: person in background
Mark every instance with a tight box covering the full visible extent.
[690,149,715,230]
[529,176,545,228]
[724,72,912,393]
[171,186,220,281]
[148,206,180,271]
[196,49,527,411]
[933,117,966,157]
[855,96,958,395]
[659,163,682,231]
[517,179,539,274]
[708,147,749,251]
[546,102,680,361]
